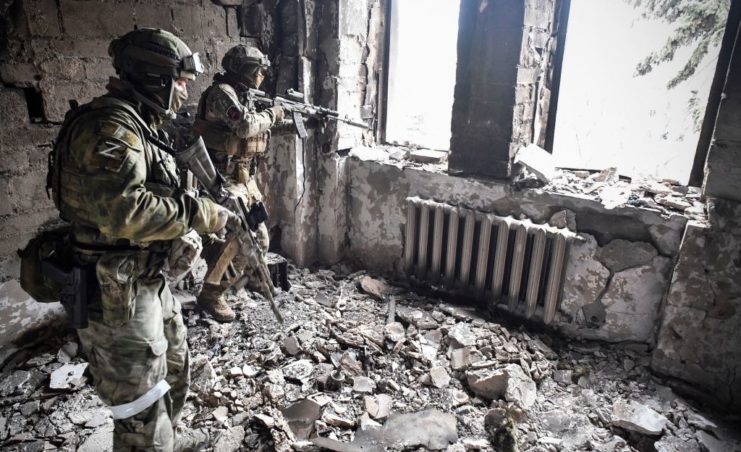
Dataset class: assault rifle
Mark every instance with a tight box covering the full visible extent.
[248,88,369,138]
[171,137,284,323]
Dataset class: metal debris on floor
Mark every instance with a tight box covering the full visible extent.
[0,265,739,451]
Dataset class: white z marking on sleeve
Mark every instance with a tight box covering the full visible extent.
[98,141,123,159]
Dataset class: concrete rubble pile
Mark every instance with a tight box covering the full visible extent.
[0,267,740,451]
[545,168,706,219]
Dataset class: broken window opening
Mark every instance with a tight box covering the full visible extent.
[551,0,730,185]
[383,0,460,152]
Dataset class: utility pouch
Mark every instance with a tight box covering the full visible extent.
[96,253,139,328]
[18,226,73,303]
[40,260,92,329]
[18,226,95,329]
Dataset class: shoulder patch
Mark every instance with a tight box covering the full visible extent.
[227,105,241,121]
[98,121,144,152]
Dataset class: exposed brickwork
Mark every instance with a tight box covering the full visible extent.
[449,0,560,179]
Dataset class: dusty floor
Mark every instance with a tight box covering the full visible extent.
[0,263,740,452]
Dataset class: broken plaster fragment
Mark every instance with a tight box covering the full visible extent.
[49,363,88,390]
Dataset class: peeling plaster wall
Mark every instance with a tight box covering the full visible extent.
[343,153,687,344]
[652,199,741,408]
[260,0,383,266]
[703,17,741,203]
[0,0,244,346]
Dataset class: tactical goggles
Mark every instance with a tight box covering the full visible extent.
[181,53,204,78]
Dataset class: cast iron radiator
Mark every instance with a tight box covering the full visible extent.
[403,197,575,324]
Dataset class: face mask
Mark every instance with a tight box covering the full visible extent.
[170,84,188,113]
[254,71,265,89]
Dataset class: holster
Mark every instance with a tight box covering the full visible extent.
[40,259,95,329]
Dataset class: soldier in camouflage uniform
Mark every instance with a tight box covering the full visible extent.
[192,45,286,322]
[51,28,237,451]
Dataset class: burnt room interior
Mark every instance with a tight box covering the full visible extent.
[0,0,740,450]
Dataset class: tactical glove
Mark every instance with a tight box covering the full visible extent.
[270,106,286,123]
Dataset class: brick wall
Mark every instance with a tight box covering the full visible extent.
[449,0,561,179]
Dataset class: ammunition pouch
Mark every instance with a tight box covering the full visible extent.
[18,226,95,329]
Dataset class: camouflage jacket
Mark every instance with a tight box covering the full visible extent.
[193,81,279,179]
[53,79,222,249]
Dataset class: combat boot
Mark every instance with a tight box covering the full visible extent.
[197,284,236,323]
[174,426,210,452]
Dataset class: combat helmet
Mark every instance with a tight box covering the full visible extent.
[222,45,270,87]
[109,28,204,119]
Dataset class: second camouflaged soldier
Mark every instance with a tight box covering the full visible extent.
[193,45,286,322]
[50,28,238,451]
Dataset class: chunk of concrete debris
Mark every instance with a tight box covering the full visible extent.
[396,306,438,329]
[596,239,658,273]
[409,149,448,164]
[591,166,619,183]
[212,406,229,424]
[448,323,477,348]
[429,366,451,388]
[312,409,457,451]
[611,399,667,435]
[514,144,555,182]
[365,394,393,420]
[322,412,355,428]
[254,413,275,428]
[282,359,313,382]
[548,209,577,232]
[281,398,322,440]
[384,322,406,342]
[283,336,301,355]
[190,356,216,398]
[450,388,470,407]
[242,364,259,378]
[655,193,692,211]
[359,276,391,300]
[352,376,376,393]
[227,366,243,378]
[50,363,88,390]
[450,346,484,370]
[0,370,30,396]
[552,369,573,385]
[57,341,79,364]
[466,364,536,408]
[213,426,245,452]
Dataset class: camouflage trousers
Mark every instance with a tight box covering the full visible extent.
[77,275,189,452]
[201,177,269,297]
